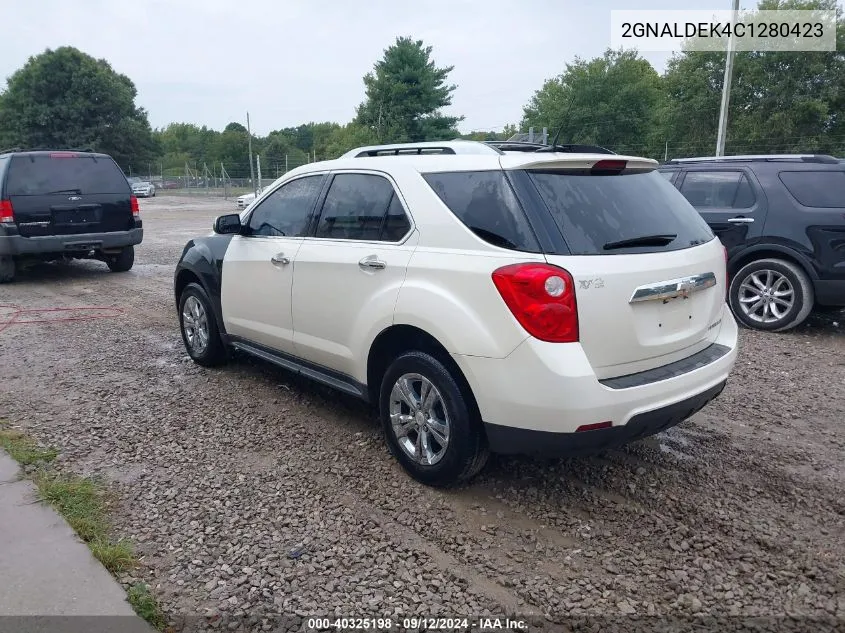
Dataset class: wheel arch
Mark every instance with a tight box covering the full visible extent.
[366,324,482,424]
[728,244,818,282]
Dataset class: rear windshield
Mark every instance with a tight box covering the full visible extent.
[529,170,714,255]
[5,154,130,196]
[778,170,845,208]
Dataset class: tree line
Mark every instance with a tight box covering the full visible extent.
[0,0,842,179]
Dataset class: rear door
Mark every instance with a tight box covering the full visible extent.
[675,168,767,255]
[290,171,418,378]
[5,152,134,237]
[525,166,727,378]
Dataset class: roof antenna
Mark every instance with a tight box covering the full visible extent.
[539,91,576,152]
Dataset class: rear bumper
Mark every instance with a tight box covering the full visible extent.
[452,304,738,455]
[485,380,726,456]
[813,279,845,307]
[0,225,143,256]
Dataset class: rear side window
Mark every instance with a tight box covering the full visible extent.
[779,170,845,208]
[315,173,410,241]
[530,170,714,255]
[679,171,755,208]
[422,171,540,252]
[6,154,129,196]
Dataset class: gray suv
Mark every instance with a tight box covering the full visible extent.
[659,155,845,331]
[0,149,143,282]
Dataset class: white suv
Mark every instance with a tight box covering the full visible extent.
[174,140,739,486]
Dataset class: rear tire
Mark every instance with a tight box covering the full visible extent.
[0,256,15,283]
[379,350,488,487]
[178,282,226,367]
[106,246,135,272]
[728,258,813,332]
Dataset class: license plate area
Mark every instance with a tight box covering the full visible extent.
[53,208,100,225]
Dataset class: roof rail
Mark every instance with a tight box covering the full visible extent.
[667,154,840,165]
[341,140,502,159]
[0,146,98,155]
[485,140,616,155]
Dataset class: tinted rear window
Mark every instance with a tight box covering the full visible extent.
[778,170,845,208]
[422,171,540,252]
[6,154,129,196]
[529,170,714,255]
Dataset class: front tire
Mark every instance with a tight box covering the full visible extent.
[107,246,135,272]
[178,282,226,367]
[729,258,814,332]
[379,351,488,487]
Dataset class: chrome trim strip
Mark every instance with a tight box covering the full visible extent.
[629,272,717,303]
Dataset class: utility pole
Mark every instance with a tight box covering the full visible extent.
[257,154,262,193]
[247,111,256,195]
[665,140,669,162]
[716,0,740,156]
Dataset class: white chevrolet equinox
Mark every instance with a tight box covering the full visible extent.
[174,140,739,486]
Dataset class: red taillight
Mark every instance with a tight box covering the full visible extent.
[50,152,78,159]
[491,263,578,343]
[130,195,140,217]
[576,421,612,432]
[592,159,627,173]
[0,200,13,223]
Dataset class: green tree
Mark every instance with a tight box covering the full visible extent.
[323,122,378,158]
[521,49,665,157]
[0,46,156,168]
[355,37,462,143]
[661,0,845,157]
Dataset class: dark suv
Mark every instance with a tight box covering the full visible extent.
[0,149,143,283]
[658,155,845,331]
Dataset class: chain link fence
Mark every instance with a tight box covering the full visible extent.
[124,157,317,198]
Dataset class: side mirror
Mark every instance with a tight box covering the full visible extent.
[213,213,242,234]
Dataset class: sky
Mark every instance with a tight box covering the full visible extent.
[1,0,838,135]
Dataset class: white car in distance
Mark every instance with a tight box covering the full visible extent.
[236,187,268,210]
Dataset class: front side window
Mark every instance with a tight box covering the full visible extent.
[244,175,323,237]
[679,171,754,209]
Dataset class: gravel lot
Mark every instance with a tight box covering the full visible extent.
[1,196,843,632]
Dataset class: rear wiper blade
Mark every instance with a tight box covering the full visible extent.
[46,188,82,195]
[603,234,677,250]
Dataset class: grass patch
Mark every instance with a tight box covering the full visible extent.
[0,429,57,465]
[33,471,136,574]
[2,428,166,629]
[127,583,167,631]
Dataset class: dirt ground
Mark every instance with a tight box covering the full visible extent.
[1,196,843,632]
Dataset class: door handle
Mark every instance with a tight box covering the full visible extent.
[359,256,386,270]
[270,253,290,265]
[727,217,754,224]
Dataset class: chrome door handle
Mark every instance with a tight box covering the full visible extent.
[359,256,386,270]
[728,217,754,224]
[270,253,290,265]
